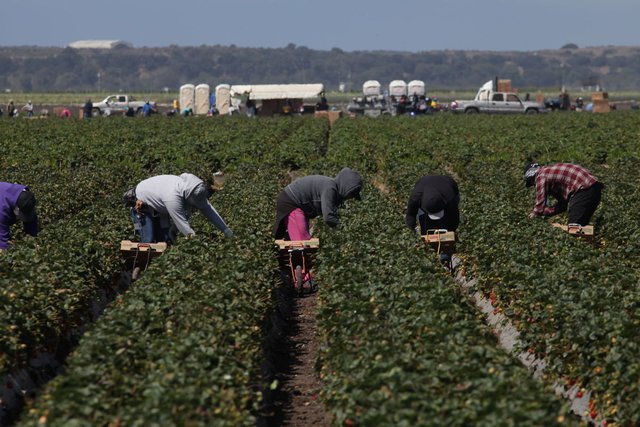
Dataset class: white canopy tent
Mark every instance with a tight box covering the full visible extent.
[212,83,324,116]
[229,84,324,100]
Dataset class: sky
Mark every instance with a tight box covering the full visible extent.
[1,0,639,52]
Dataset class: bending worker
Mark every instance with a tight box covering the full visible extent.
[0,182,39,250]
[524,162,603,226]
[273,167,363,287]
[128,173,233,243]
[405,174,460,234]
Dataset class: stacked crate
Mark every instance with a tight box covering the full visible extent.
[497,79,512,92]
[592,92,610,113]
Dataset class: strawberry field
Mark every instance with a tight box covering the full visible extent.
[1,111,639,426]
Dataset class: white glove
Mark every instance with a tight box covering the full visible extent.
[223,228,234,238]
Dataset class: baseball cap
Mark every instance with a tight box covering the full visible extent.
[524,163,540,187]
[425,196,445,220]
[427,209,445,220]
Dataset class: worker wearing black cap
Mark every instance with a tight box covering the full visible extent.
[405,175,460,235]
[0,182,39,250]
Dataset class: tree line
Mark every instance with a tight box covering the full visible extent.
[1,44,639,93]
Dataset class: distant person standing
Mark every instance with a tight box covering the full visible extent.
[7,100,15,118]
[21,100,34,117]
[245,98,256,117]
[316,96,329,111]
[58,107,72,118]
[142,101,153,117]
[83,99,93,118]
[208,93,217,115]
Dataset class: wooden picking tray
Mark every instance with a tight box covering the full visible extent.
[274,238,320,250]
[422,229,456,253]
[120,240,168,254]
[120,240,167,280]
[552,223,595,241]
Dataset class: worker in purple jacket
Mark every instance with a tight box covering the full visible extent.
[0,182,39,250]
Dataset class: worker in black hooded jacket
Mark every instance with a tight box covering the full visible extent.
[405,175,460,234]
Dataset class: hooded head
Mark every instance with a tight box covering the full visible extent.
[14,190,37,222]
[178,173,211,209]
[524,163,540,187]
[335,168,362,201]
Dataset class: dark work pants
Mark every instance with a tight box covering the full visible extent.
[568,182,603,226]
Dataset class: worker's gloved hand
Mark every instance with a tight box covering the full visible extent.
[223,228,234,238]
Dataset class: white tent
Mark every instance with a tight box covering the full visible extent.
[180,84,195,113]
[215,84,231,115]
[407,80,426,96]
[195,83,210,115]
[362,80,381,96]
[230,84,324,100]
[389,80,407,97]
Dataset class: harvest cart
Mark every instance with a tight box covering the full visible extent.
[552,223,595,243]
[120,240,167,280]
[422,229,456,272]
[274,238,320,296]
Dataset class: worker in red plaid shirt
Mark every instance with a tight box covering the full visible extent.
[524,162,603,226]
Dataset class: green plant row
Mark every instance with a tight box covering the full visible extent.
[0,117,315,377]
[0,196,130,378]
[325,114,640,425]
[314,182,571,426]
[17,168,282,426]
[11,116,331,425]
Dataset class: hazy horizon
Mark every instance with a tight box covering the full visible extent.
[2,0,639,52]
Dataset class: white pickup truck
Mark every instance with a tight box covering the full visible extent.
[92,95,152,116]
[450,80,546,114]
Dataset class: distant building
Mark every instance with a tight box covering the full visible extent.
[68,40,133,49]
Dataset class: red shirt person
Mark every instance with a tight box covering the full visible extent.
[524,162,603,226]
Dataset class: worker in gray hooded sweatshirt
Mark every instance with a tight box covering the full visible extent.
[273,167,362,240]
[273,167,362,288]
[130,173,233,243]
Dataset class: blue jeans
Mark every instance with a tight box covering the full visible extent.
[131,208,171,243]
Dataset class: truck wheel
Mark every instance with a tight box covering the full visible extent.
[526,109,538,114]
[465,108,478,114]
[92,108,101,117]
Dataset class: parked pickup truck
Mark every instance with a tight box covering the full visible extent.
[92,95,154,116]
[450,80,546,114]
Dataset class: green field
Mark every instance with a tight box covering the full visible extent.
[2,112,640,426]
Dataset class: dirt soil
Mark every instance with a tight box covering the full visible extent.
[263,291,330,427]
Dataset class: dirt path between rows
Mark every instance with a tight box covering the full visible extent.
[262,291,329,427]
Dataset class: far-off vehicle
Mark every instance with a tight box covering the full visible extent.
[450,80,546,114]
[92,95,155,116]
